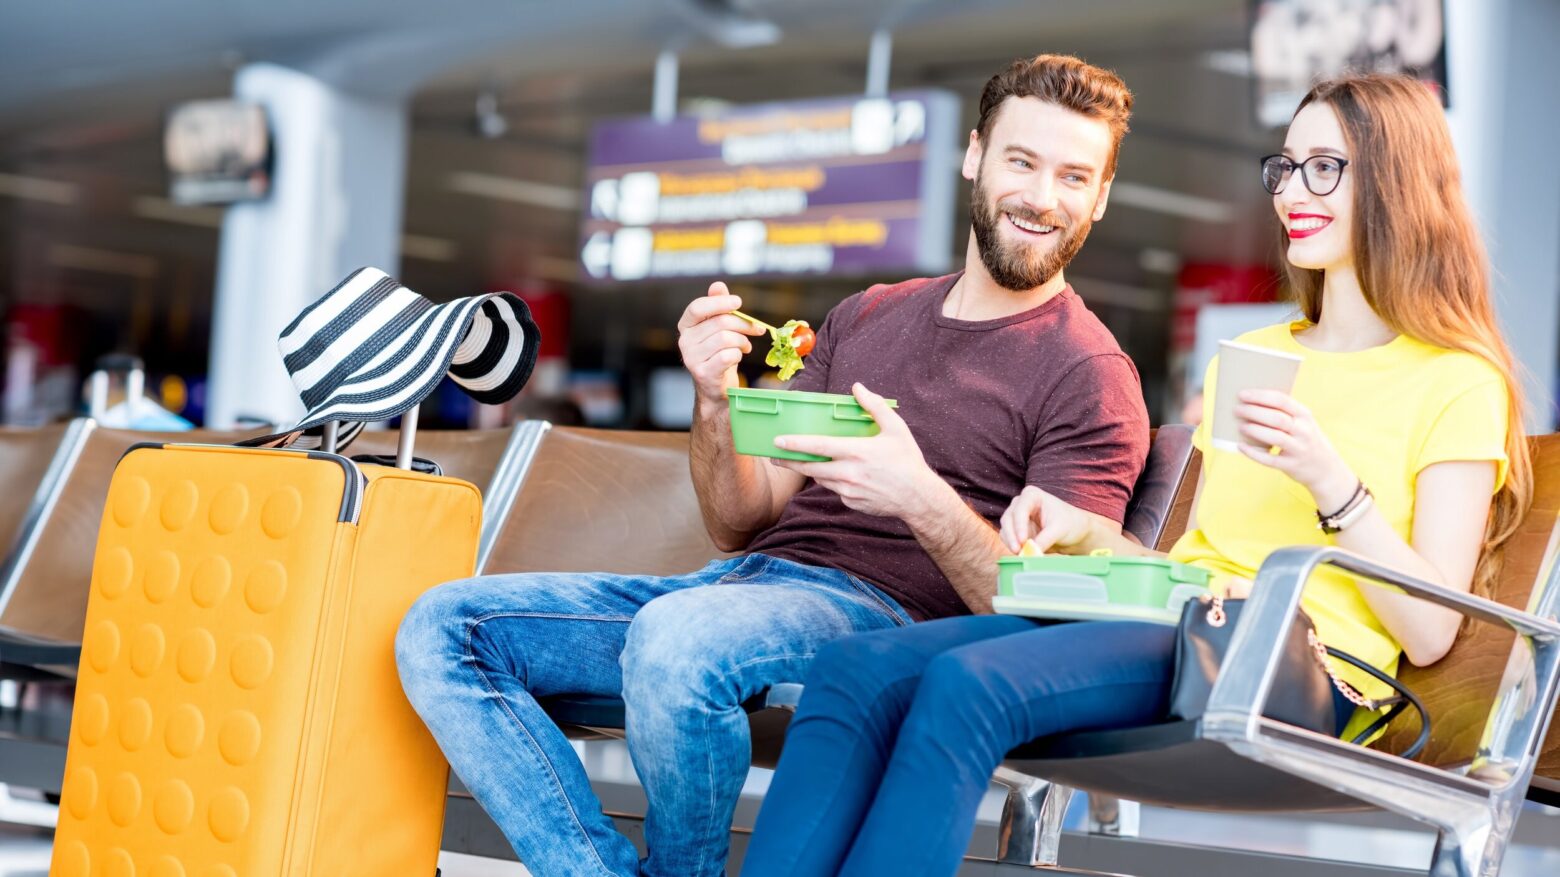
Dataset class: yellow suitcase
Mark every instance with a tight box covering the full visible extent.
[52,425,478,876]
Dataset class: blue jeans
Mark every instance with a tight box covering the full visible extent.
[394,553,911,877]
[741,617,1182,876]
[742,616,1358,876]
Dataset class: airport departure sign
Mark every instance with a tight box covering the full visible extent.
[580,91,960,283]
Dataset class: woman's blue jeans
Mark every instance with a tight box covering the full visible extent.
[741,616,1189,876]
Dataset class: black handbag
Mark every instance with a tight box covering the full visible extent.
[1169,596,1431,759]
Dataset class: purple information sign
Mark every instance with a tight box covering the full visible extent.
[580,90,960,283]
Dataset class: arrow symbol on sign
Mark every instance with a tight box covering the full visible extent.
[582,232,613,278]
[894,100,926,146]
[591,179,619,220]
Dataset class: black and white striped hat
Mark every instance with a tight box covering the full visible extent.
[242,267,540,450]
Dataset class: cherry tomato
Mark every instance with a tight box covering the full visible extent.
[792,325,816,357]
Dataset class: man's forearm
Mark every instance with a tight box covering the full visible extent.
[690,400,783,551]
[904,478,1007,614]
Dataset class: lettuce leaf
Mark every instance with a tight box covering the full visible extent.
[765,320,810,381]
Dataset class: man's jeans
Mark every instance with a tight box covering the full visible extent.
[394,553,912,877]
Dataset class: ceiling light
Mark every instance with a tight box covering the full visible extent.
[1139,248,1183,275]
[0,173,79,206]
[49,244,158,279]
[1202,49,1254,78]
[447,172,580,211]
[401,234,458,262]
[133,196,224,227]
[675,0,781,48]
[474,90,508,140]
[529,255,581,283]
[1073,278,1166,313]
[1110,181,1236,225]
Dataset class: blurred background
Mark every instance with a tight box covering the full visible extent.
[0,0,1555,435]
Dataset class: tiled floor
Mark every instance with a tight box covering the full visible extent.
[0,828,535,877]
[7,763,1558,877]
[437,851,531,876]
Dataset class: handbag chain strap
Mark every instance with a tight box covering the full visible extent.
[1204,596,1378,709]
[1304,627,1376,708]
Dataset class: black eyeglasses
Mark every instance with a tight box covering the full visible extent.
[1260,154,1350,196]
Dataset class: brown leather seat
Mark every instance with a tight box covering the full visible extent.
[0,426,515,650]
[347,427,515,490]
[0,423,70,560]
[0,428,242,645]
[1008,434,1560,812]
[482,424,1189,582]
[1372,434,1560,800]
[482,426,730,578]
[1156,451,1200,552]
[518,426,1195,761]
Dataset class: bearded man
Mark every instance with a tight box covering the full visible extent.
[396,53,1150,877]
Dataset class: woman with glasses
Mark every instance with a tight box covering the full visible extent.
[740,73,1530,877]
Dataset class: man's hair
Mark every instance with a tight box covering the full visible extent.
[975,54,1133,176]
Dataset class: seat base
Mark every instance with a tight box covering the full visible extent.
[0,627,80,679]
[1007,720,1366,812]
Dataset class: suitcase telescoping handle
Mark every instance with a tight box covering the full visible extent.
[88,353,147,420]
[318,407,420,470]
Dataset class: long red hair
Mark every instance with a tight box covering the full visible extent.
[1284,74,1531,598]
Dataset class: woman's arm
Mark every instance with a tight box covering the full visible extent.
[1329,461,1493,665]
[1235,389,1495,666]
[1003,400,1492,666]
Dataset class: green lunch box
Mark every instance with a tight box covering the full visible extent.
[726,387,898,462]
[992,553,1212,625]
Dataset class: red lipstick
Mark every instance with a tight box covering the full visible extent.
[1287,212,1331,239]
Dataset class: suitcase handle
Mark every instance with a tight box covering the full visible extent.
[350,453,442,477]
[88,354,147,420]
[319,407,422,470]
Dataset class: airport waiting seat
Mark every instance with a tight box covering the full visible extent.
[0,422,530,798]
[475,424,1560,876]
[0,423,247,792]
[471,425,761,745]
[512,426,1193,770]
[994,433,1560,876]
[0,423,524,661]
[0,422,75,563]
[0,424,243,663]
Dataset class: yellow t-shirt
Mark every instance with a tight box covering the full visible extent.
[1169,321,1509,711]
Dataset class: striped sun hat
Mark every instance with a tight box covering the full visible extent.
[242,266,540,450]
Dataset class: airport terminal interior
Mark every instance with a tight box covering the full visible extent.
[2,0,1560,874]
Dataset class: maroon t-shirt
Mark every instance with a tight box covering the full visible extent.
[745,272,1149,621]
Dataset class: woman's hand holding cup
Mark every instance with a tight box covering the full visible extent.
[1234,389,1358,512]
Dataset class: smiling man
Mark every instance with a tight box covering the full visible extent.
[396,54,1150,877]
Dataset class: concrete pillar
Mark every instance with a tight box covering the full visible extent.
[1446,0,1560,431]
[207,62,408,429]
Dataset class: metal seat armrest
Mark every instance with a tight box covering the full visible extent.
[0,418,96,616]
[1205,545,1560,786]
[475,420,552,575]
[1333,550,1560,638]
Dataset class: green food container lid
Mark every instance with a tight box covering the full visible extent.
[726,387,898,462]
[993,552,1211,625]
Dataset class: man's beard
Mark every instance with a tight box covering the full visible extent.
[969,171,1094,292]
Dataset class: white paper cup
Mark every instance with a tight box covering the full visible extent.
[1211,340,1304,452]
